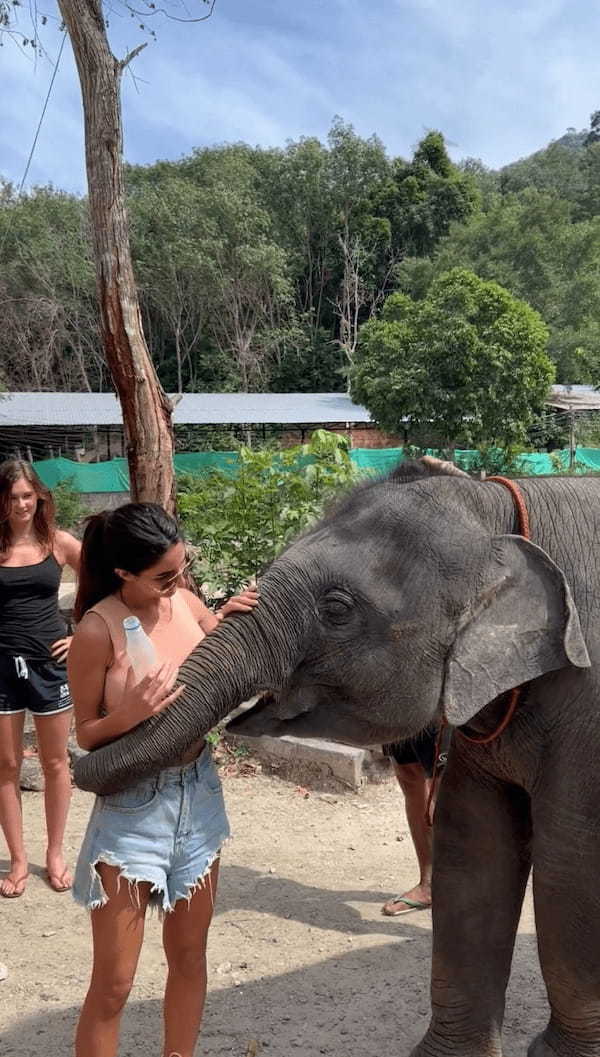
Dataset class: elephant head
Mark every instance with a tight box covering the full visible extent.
[74,460,590,795]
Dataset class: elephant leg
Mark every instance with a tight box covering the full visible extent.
[412,750,532,1057]
[528,766,600,1057]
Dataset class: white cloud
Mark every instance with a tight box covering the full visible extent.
[2,0,600,191]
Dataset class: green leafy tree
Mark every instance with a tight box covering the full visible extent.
[499,134,586,202]
[350,269,555,449]
[373,131,478,259]
[414,188,600,384]
[129,147,299,392]
[0,187,102,390]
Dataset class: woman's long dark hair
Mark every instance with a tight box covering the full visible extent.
[0,459,56,558]
[75,503,181,621]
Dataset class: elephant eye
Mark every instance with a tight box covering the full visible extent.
[320,592,354,625]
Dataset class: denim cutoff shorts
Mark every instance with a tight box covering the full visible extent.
[73,748,230,914]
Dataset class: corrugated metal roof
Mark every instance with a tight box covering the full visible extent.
[176,393,372,424]
[1,385,596,427]
[0,393,124,427]
[0,392,373,427]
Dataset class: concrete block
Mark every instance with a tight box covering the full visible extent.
[237,733,367,791]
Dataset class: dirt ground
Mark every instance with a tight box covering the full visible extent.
[1,767,547,1057]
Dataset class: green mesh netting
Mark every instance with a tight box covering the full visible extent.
[32,447,600,494]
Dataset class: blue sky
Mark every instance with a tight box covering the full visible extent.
[3,0,600,194]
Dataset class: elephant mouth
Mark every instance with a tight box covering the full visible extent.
[225,689,386,747]
[225,692,313,738]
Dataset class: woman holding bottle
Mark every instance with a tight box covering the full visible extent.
[68,502,258,1057]
[0,459,81,898]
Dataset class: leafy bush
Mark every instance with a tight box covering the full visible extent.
[52,477,88,531]
[460,446,533,477]
[177,430,359,597]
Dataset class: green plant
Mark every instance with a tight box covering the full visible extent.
[177,430,359,598]
[546,451,597,475]
[460,446,534,477]
[52,477,88,531]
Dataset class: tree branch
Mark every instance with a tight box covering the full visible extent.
[119,0,217,25]
[119,40,147,70]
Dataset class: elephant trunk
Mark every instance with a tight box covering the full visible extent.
[73,561,315,795]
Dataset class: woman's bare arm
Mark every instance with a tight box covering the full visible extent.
[54,529,82,574]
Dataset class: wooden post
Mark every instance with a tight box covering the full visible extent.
[569,409,576,471]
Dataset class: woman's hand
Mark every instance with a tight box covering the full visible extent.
[219,586,260,620]
[50,636,73,664]
[124,661,186,727]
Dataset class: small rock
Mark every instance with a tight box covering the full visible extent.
[42,931,57,938]
[20,756,44,792]
[0,963,8,982]
[268,867,275,874]
[318,794,338,804]
[215,961,232,975]
[347,845,356,851]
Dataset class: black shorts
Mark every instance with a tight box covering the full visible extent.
[0,655,72,716]
[383,724,443,779]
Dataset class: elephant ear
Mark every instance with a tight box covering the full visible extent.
[443,535,590,727]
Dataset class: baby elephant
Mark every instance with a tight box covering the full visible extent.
[77,460,600,1057]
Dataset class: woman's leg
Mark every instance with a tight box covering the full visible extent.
[162,860,220,1057]
[0,712,28,897]
[34,709,72,888]
[76,865,151,1057]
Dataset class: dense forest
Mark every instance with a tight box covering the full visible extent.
[2,116,600,395]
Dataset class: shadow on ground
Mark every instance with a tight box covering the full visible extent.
[2,933,545,1057]
[217,863,430,937]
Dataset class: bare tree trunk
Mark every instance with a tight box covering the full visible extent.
[56,0,175,511]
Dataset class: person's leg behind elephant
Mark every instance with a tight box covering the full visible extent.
[382,724,446,917]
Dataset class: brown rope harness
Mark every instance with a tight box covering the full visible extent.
[425,475,530,825]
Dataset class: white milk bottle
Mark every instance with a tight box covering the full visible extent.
[123,616,156,683]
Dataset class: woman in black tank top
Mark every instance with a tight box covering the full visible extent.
[0,460,81,898]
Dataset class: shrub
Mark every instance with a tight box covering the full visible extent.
[52,477,88,532]
[177,430,359,598]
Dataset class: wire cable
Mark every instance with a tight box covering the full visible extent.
[0,32,66,261]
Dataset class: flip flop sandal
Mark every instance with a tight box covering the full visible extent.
[0,874,29,899]
[45,869,72,893]
[382,896,432,917]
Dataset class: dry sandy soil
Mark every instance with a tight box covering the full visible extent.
[1,766,547,1057]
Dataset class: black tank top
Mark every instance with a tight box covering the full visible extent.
[0,554,67,660]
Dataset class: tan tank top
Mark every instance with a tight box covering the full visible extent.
[90,590,205,714]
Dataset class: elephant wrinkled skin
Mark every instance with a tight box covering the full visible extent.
[75,463,600,1057]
